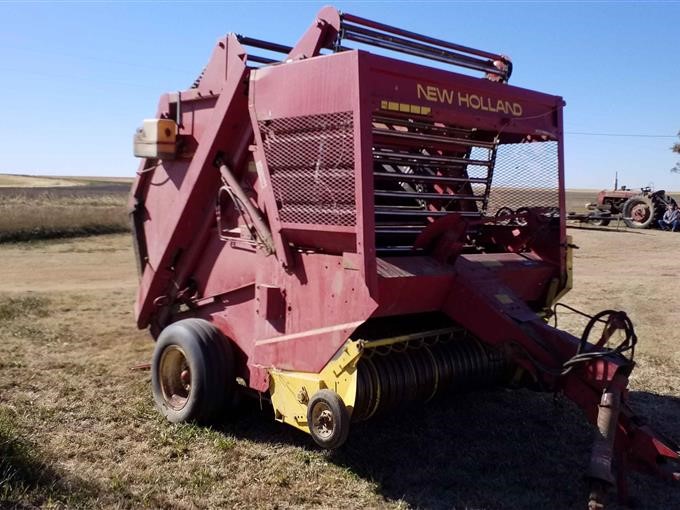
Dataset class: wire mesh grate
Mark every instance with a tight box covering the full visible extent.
[259,112,356,226]
[486,141,559,214]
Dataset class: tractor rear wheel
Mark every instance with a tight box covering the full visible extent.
[151,318,235,424]
[622,196,658,229]
[307,389,350,449]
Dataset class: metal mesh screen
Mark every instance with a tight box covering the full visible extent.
[486,141,559,214]
[259,112,355,226]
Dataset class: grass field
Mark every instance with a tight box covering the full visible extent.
[0,173,667,245]
[0,175,131,242]
[0,175,133,187]
[0,180,678,509]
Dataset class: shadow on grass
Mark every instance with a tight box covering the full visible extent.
[0,412,96,508]
[0,410,165,509]
[566,224,649,234]
[222,388,679,510]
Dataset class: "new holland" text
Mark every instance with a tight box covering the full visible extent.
[416,84,523,117]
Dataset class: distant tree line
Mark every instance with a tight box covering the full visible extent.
[673,131,680,173]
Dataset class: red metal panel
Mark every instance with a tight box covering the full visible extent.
[250,251,377,372]
[287,5,341,60]
[250,52,360,119]
[362,52,563,140]
[133,35,252,328]
[460,253,557,302]
[355,52,378,294]
[191,237,258,300]
[248,50,377,288]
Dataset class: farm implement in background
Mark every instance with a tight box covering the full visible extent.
[129,6,679,507]
[584,186,677,228]
[566,174,678,228]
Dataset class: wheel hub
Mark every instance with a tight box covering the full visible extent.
[159,346,191,411]
[630,203,649,222]
[311,403,335,439]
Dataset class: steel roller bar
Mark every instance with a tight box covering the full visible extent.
[373,171,489,185]
[374,190,485,201]
[373,128,497,149]
[374,150,493,167]
[341,22,501,77]
[341,12,505,60]
[236,35,293,54]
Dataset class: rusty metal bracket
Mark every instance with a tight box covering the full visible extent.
[217,162,275,255]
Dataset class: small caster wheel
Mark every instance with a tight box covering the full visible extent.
[306,389,350,449]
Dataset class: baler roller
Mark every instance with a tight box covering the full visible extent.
[373,246,425,253]
[373,171,489,186]
[374,225,429,235]
[235,35,293,65]
[375,190,485,201]
[235,35,293,55]
[372,111,496,254]
[372,116,488,140]
[375,207,479,217]
[245,54,278,65]
[353,331,509,422]
[373,150,494,168]
[339,13,511,81]
[372,128,496,149]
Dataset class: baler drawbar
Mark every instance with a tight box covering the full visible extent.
[130,6,679,507]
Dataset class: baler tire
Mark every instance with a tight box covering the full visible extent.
[151,319,234,425]
[182,318,236,420]
[307,390,350,450]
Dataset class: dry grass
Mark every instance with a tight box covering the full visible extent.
[0,180,609,244]
[0,182,130,242]
[0,281,387,509]
[0,174,88,188]
[0,229,678,509]
[0,174,134,188]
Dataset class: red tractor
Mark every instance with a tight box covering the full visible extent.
[589,186,677,228]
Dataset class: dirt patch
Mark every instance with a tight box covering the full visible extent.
[0,235,137,293]
[559,226,680,363]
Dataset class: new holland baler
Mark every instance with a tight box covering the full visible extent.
[130,6,679,506]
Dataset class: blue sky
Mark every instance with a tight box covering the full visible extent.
[1,0,679,190]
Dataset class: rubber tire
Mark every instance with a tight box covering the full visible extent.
[622,196,656,229]
[306,390,350,450]
[494,206,515,225]
[515,206,530,226]
[151,318,235,424]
